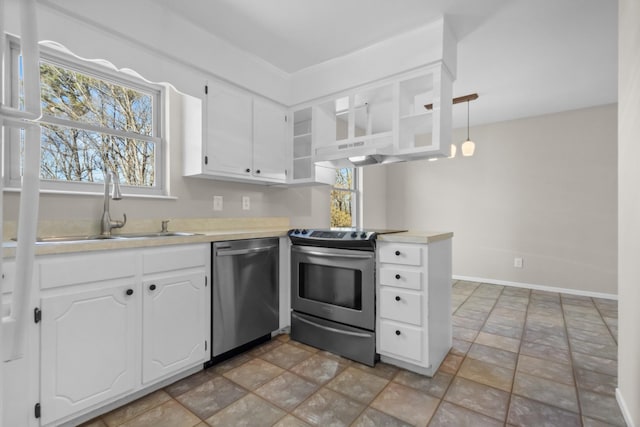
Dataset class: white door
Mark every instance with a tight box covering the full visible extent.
[40,284,137,425]
[206,81,253,176]
[253,98,288,182]
[142,271,206,384]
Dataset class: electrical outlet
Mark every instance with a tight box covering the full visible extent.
[242,196,250,211]
[514,257,524,268]
[213,196,223,211]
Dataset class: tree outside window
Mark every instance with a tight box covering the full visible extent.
[330,167,356,227]
[8,41,164,195]
[37,61,157,187]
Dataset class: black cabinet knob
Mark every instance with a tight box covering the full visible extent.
[256,169,261,174]
[149,284,156,291]
[395,330,401,336]
[245,168,251,173]
[125,289,134,296]
[395,296,401,301]
[395,274,401,280]
[395,250,401,256]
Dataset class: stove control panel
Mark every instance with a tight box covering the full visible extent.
[288,229,377,241]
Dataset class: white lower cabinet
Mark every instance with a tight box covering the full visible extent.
[37,244,209,426]
[142,271,206,384]
[40,284,138,426]
[376,239,452,376]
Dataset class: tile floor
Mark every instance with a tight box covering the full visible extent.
[82,281,624,427]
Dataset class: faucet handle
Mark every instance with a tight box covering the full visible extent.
[161,220,170,233]
[112,213,127,229]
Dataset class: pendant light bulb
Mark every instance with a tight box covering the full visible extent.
[462,100,476,157]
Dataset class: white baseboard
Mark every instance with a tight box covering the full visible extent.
[453,275,618,300]
[616,388,636,427]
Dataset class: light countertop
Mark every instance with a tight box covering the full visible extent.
[2,217,452,258]
[377,231,453,244]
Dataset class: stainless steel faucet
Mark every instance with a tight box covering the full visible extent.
[100,170,127,236]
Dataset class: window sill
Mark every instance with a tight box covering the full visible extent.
[3,187,178,200]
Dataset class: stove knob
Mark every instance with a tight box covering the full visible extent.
[301,229,308,234]
[293,229,301,234]
[360,232,367,238]
[351,232,358,238]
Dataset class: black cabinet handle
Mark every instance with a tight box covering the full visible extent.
[395,250,401,256]
[125,289,134,296]
[149,284,156,291]
[245,168,251,173]
[395,296,401,301]
[395,330,401,336]
[395,274,401,280]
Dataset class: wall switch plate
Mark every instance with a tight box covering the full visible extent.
[213,196,223,211]
[514,257,524,268]
[242,196,250,210]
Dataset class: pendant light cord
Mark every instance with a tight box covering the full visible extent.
[467,100,470,140]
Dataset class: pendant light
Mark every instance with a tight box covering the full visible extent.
[461,99,475,156]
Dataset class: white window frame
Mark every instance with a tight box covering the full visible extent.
[330,166,360,228]
[3,36,167,197]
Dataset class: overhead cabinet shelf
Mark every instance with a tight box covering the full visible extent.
[299,63,453,167]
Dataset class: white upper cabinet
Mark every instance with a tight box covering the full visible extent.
[183,80,288,184]
[253,98,288,182]
[289,107,335,185]
[205,82,253,176]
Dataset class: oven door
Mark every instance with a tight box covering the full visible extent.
[291,245,375,330]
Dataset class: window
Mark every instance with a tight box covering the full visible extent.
[330,167,357,227]
[6,40,165,195]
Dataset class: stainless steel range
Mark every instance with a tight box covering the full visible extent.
[288,228,404,366]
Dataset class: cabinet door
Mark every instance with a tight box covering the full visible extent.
[206,81,253,176]
[142,271,207,384]
[40,284,137,425]
[253,98,288,182]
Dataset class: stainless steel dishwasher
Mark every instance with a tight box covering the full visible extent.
[211,238,279,360]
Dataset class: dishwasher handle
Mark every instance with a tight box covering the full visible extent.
[215,245,277,257]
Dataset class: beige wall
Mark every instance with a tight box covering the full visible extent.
[364,104,617,296]
[617,0,639,423]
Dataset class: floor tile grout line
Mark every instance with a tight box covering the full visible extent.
[591,296,619,345]
[501,285,528,426]
[558,293,584,418]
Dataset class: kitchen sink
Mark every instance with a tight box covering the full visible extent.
[115,231,200,239]
[30,235,123,244]
[12,232,199,244]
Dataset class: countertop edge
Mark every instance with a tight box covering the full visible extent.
[2,228,290,258]
[377,231,454,244]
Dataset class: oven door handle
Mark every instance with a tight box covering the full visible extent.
[294,314,373,338]
[216,245,277,257]
[296,249,373,260]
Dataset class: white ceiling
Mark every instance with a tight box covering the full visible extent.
[40,0,618,128]
[147,0,618,127]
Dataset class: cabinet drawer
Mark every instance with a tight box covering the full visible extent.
[143,244,208,274]
[379,244,422,266]
[379,267,421,290]
[379,320,423,362]
[39,252,136,289]
[379,288,422,325]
